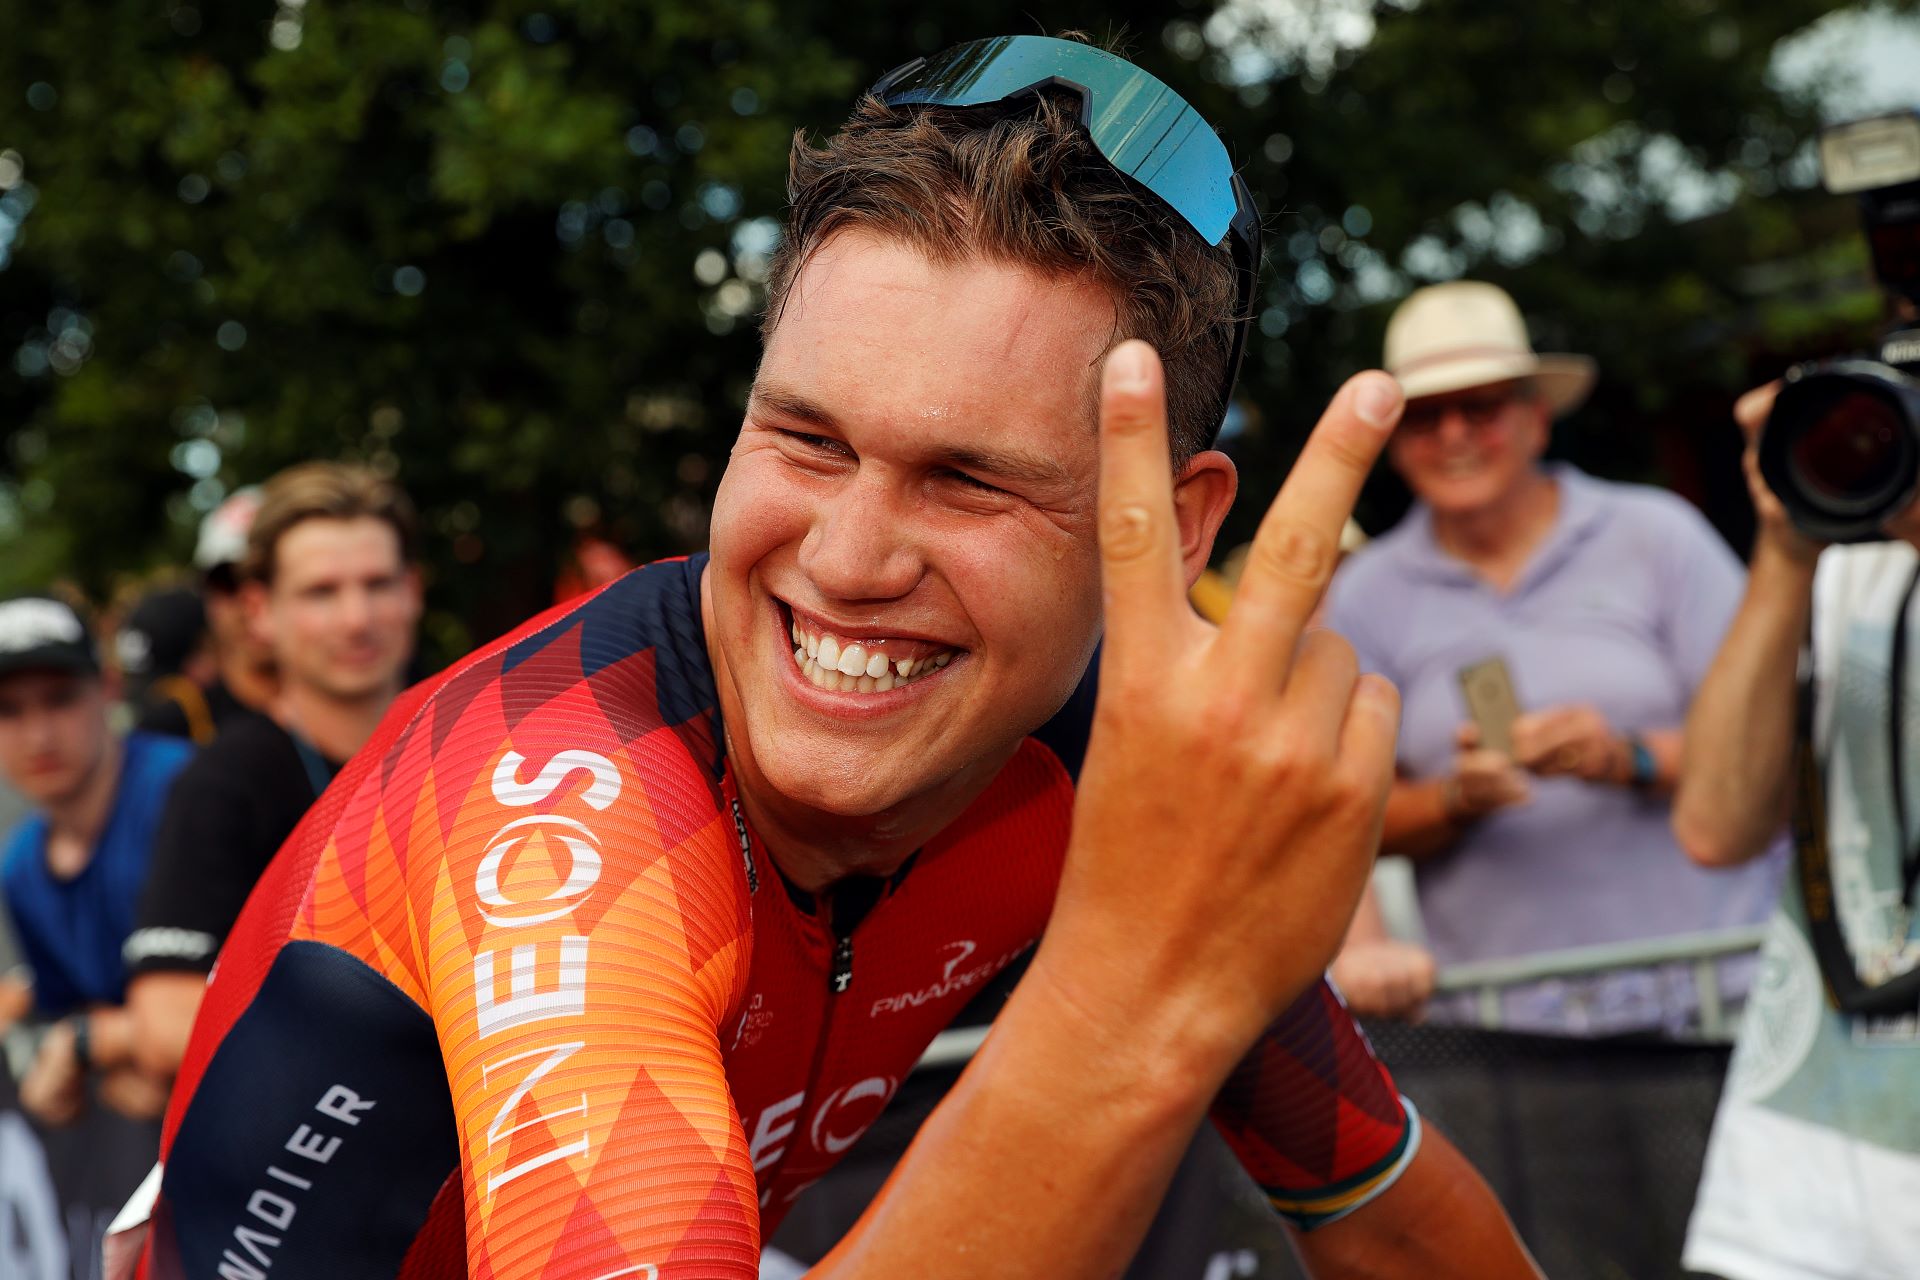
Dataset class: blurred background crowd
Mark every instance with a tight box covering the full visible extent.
[4,2,1920,1278]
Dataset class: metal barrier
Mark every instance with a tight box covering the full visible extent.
[914,924,1772,1070]
[1437,923,1768,1041]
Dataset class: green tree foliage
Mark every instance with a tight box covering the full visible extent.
[0,0,1908,655]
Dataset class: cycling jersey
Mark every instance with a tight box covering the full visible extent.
[139,556,1415,1279]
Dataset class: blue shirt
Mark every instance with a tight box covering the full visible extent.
[2,731,194,1016]
[1328,466,1787,1034]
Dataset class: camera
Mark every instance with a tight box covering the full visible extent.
[1760,109,1920,543]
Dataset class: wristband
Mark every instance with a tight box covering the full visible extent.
[1624,734,1657,789]
[67,1012,92,1072]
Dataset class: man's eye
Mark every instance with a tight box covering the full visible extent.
[945,469,1007,497]
[782,430,848,456]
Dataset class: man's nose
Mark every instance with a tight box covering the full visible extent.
[1435,407,1475,447]
[22,707,58,753]
[799,472,923,603]
[336,586,374,631]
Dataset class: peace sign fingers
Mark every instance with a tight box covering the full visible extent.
[1095,341,1190,673]
[1221,372,1402,676]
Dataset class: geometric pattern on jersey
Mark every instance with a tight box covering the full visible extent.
[147,555,1413,1279]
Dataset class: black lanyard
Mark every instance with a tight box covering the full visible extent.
[1890,562,1920,908]
[1793,559,1920,1015]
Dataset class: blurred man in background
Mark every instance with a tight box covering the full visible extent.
[0,595,191,1125]
[161,488,277,737]
[122,463,420,1083]
[117,584,219,746]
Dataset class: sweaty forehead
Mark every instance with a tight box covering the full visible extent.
[761,231,1117,444]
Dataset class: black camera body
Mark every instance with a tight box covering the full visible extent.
[1761,109,1920,543]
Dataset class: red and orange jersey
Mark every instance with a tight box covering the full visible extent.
[143,556,1413,1279]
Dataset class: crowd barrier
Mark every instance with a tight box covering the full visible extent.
[0,929,1762,1279]
[773,929,1767,1279]
[0,1029,161,1280]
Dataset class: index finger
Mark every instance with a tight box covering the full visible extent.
[1224,371,1401,668]
[1734,380,1782,442]
[1095,340,1186,669]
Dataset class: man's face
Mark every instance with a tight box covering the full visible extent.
[707,232,1118,818]
[1388,380,1549,515]
[252,518,420,703]
[0,670,110,806]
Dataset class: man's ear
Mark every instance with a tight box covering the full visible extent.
[1171,449,1239,589]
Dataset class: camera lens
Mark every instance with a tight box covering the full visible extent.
[1788,390,1910,510]
[1760,361,1920,542]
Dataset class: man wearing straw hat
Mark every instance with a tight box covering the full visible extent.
[1327,280,1784,1036]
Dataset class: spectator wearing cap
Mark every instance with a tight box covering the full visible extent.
[0,595,193,1125]
[188,486,277,720]
[1325,281,1784,1034]
[125,463,421,1082]
[118,585,227,746]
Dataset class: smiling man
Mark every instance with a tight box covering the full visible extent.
[122,463,422,1086]
[120,38,1535,1280]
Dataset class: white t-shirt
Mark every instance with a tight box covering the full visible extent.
[1685,541,1920,1280]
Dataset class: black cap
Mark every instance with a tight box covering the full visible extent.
[0,595,99,681]
[117,586,207,680]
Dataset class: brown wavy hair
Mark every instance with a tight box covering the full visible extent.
[244,462,418,586]
[763,87,1241,465]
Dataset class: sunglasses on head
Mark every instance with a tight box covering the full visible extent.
[873,35,1262,443]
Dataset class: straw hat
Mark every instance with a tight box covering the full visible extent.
[1384,282,1597,417]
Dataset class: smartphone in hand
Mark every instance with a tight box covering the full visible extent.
[1458,657,1521,756]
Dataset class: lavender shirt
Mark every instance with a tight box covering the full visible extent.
[1327,466,1786,1035]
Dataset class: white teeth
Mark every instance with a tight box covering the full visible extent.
[786,615,960,695]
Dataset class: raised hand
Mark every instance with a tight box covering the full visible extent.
[1038,339,1404,1071]
[1735,381,1826,566]
[1450,722,1533,817]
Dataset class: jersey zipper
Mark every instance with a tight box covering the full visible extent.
[831,933,854,995]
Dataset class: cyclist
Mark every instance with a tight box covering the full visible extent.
[122,37,1536,1279]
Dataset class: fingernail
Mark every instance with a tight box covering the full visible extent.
[1107,341,1151,392]
[1354,374,1403,429]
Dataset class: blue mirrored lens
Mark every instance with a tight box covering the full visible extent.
[880,36,1239,245]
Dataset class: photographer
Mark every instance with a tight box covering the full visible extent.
[1675,111,1920,1280]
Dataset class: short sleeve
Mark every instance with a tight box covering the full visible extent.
[124,765,260,975]
[2,836,75,1015]
[1209,979,1417,1229]
[398,721,761,1275]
